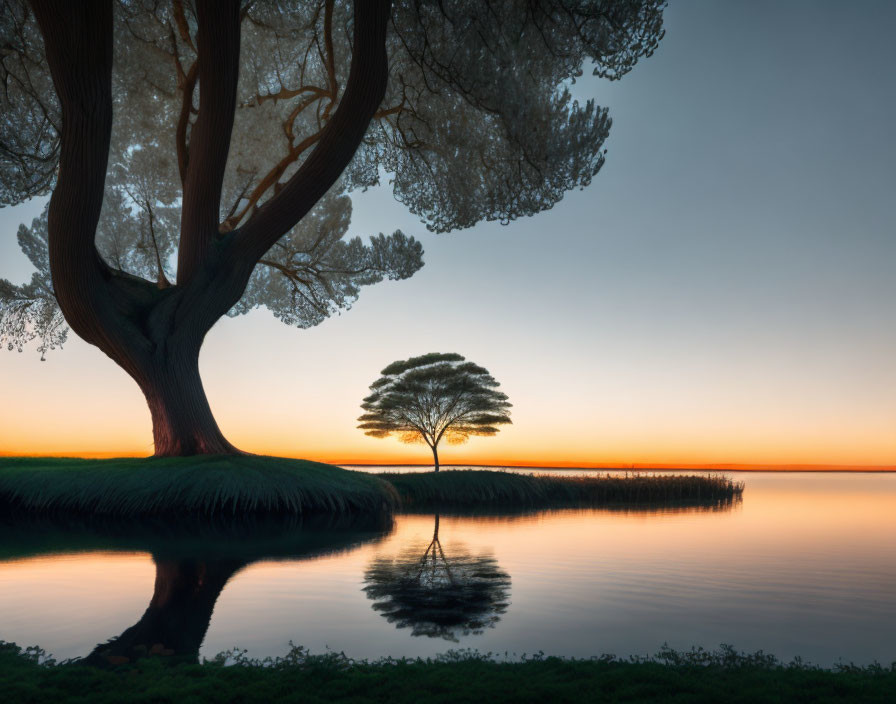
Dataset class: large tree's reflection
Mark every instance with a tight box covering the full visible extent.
[363,514,511,641]
[83,557,244,665]
[0,512,392,666]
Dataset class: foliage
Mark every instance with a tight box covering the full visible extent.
[358,353,512,458]
[0,0,666,356]
[383,470,744,508]
[0,456,398,517]
[0,207,67,359]
[0,641,894,704]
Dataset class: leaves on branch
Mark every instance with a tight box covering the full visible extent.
[348,0,666,231]
[0,1,58,206]
[0,206,67,359]
[230,189,423,327]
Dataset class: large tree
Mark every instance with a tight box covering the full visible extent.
[0,0,665,456]
[358,352,511,470]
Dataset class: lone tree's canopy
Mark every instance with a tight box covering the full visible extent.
[358,352,512,450]
[0,0,666,357]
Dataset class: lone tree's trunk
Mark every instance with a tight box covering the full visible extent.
[31,0,392,456]
[432,444,440,472]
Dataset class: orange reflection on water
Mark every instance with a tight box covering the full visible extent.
[0,552,155,656]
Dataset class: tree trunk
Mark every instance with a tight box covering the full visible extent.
[138,347,239,457]
[432,444,440,473]
[32,0,393,459]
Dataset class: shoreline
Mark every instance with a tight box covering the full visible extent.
[345,463,896,473]
[0,457,742,518]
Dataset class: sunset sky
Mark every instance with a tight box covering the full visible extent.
[1,0,894,468]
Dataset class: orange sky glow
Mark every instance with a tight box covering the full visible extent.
[1,305,894,469]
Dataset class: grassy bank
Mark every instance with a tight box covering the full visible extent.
[0,456,397,517]
[0,459,742,517]
[385,470,743,509]
[0,643,892,704]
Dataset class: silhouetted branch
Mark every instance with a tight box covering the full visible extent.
[232,0,391,264]
[177,0,240,285]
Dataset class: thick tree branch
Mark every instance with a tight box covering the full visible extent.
[231,0,391,265]
[177,0,240,286]
[28,0,132,352]
[221,126,324,233]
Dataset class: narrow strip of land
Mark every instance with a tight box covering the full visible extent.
[0,457,742,517]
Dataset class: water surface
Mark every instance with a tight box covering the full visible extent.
[0,471,894,665]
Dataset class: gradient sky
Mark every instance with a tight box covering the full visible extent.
[1,0,895,466]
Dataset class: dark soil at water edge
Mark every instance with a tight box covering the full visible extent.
[383,470,744,509]
[0,456,398,517]
[0,643,892,704]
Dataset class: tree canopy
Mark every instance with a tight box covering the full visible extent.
[358,352,512,469]
[1,0,665,356]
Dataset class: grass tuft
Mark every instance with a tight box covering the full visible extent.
[383,470,744,509]
[0,456,398,518]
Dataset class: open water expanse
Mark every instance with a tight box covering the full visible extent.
[1,470,894,665]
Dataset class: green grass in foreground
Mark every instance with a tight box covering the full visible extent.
[1,643,892,704]
[0,456,398,517]
[385,469,743,509]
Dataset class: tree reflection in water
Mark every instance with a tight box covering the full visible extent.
[363,514,511,641]
[0,512,392,666]
[82,557,244,666]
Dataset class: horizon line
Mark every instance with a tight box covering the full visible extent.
[1,452,894,472]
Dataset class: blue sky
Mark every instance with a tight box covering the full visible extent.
[2,0,894,465]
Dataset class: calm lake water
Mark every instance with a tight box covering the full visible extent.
[1,470,894,665]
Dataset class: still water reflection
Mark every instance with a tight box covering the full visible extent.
[363,514,511,641]
[0,472,894,665]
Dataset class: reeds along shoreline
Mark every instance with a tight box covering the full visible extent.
[383,470,744,509]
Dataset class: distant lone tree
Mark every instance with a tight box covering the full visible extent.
[358,353,511,471]
[0,1,664,456]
